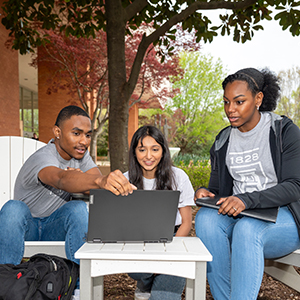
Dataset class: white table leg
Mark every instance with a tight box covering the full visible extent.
[80,260,93,300]
[185,278,195,300]
[194,261,207,300]
[93,276,104,300]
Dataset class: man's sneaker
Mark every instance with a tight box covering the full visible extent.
[71,288,80,300]
[134,287,151,300]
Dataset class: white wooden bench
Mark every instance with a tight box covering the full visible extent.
[0,136,66,258]
[265,251,300,292]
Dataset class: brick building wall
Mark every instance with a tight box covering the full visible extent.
[38,46,139,146]
[0,0,21,136]
[37,47,80,143]
[128,104,138,146]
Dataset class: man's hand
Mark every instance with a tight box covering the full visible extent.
[97,170,137,196]
[39,166,136,195]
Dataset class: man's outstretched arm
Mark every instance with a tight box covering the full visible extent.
[39,166,136,196]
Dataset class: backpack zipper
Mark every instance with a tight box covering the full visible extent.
[50,258,58,271]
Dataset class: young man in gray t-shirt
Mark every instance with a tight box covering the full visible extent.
[0,105,135,267]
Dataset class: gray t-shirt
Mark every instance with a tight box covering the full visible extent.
[226,112,277,195]
[14,139,97,218]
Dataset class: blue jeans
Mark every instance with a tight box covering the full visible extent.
[129,273,186,300]
[195,206,300,300]
[0,200,88,265]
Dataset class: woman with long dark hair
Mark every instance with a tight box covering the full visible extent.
[125,125,194,300]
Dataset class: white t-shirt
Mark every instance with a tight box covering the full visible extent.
[124,166,194,225]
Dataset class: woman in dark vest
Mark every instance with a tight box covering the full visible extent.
[195,68,300,300]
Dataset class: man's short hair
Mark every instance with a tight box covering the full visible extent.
[55,105,90,127]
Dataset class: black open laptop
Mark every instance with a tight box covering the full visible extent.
[87,189,180,243]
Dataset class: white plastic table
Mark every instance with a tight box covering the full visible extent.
[75,237,212,300]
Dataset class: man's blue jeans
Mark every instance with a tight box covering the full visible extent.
[129,273,186,300]
[195,206,300,300]
[0,200,88,265]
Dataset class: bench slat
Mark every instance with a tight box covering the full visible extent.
[24,241,66,258]
[10,137,24,200]
[0,137,10,208]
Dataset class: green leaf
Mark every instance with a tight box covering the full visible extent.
[274,11,288,20]
[252,25,264,30]
[211,25,221,31]
[221,26,226,36]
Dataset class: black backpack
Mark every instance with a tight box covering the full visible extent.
[0,253,79,300]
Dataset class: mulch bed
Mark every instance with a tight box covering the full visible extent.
[103,207,300,299]
[103,272,300,299]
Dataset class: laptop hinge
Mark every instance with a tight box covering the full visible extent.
[93,238,102,243]
[159,238,168,243]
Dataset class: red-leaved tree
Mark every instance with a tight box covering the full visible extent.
[33,24,199,161]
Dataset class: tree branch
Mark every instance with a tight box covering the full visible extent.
[126,0,257,97]
[129,95,158,109]
[147,0,258,45]
[124,0,148,22]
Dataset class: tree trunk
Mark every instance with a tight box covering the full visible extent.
[106,1,129,172]
[90,117,108,163]
[90,133,97,163]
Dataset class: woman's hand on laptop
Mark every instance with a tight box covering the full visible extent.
[216,196,246,217]
[194,188,215,202]
[97,170,137,196]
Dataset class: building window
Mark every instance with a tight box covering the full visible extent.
[19,86,38,137]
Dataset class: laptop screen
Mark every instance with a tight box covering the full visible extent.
[87,189,180,243]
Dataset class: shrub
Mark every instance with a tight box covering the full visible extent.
[174,159,211,190]
[173,153,209,166]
